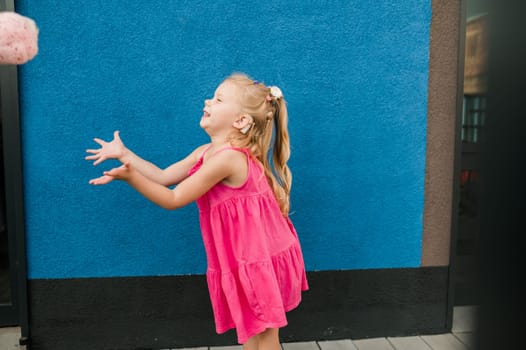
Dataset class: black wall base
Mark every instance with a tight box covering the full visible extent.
[28,267,449,350]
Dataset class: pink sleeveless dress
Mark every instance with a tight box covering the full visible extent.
[188,146,309,344]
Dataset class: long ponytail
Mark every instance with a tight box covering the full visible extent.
[224,73,292,216]
[270,98,292,215]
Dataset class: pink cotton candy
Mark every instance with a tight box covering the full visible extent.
[0,11,39,65]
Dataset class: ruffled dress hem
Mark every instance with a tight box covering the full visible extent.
[207,242,309,344]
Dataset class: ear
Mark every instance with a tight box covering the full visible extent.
[233,114,254,134]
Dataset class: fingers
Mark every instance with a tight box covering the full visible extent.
[93,156,108,166]
[102,164,126,177]
[85,149,102,165]
[87,132,122,184]
[93,137,106,146]
[88,175,113,185]
[85,155,104,165]
[85,152,100,161]
[88,163,129,186]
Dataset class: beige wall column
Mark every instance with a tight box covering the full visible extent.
[421,0,463,266]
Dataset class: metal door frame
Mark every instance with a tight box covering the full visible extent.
[0,0,30,344]
[446,0,468,330]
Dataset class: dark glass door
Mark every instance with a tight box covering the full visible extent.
[0,73,18,326]
[0,2,30,342]
[0,62,29,337]
[455,2,488,306]
[0,138,10,305]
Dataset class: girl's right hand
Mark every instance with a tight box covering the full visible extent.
[85,130,126,166]
[89,162,134,185]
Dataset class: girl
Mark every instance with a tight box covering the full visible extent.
[86,73,309,349]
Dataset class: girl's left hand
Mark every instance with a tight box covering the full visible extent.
[89,162,134,185]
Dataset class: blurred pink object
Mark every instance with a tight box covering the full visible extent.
[0,11,39,64]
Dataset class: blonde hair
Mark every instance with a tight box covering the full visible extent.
[225,73,292,216]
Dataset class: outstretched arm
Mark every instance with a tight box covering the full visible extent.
[90,150,242,210]
[86,131,207,186]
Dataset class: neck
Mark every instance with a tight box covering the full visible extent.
[208,134,231,149]
[203,127,240,151]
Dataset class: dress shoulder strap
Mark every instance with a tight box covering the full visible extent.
[199,144,214,159]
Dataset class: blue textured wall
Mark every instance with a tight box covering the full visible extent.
[17,0,431,279]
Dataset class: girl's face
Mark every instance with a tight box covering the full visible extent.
[201,81,242,136]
